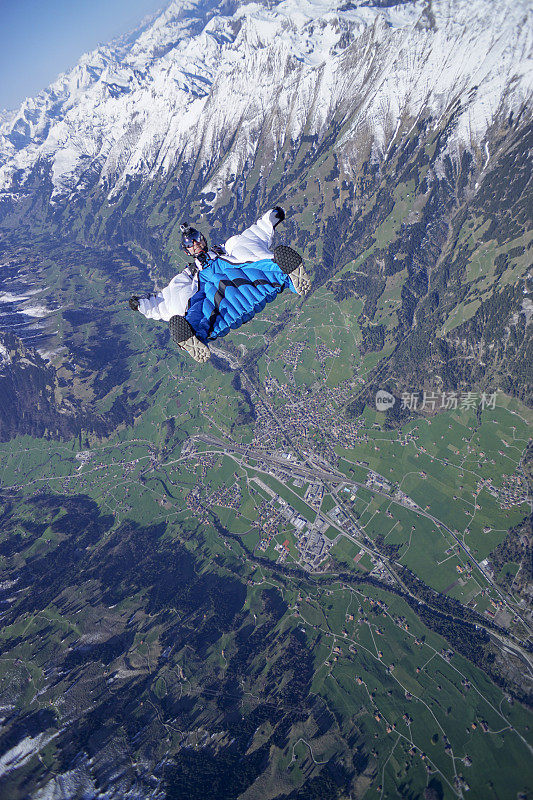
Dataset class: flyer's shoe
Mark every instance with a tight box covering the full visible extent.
[274,245,311,296]
[178,335,210,363]
[169,315,210,363]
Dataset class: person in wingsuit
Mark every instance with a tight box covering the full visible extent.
[129,207,311,362]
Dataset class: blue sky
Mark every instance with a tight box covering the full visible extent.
[0,0,167,110]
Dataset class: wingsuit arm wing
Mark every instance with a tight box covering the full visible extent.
[138,293,168,321]
[137,269,199,322]
[223,208,283,263]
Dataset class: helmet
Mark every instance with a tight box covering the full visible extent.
[180,222,207,252]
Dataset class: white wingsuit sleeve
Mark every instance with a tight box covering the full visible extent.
[137,269,199,322]
[223,209,279,263]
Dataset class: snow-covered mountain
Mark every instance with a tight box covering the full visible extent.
[0,0,531,212]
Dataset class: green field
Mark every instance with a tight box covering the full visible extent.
[0,258,531,800]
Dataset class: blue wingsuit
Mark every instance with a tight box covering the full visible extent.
[186,254,294,342]
[137,209,297,343]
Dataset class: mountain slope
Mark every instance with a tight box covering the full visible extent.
[0,0,531,222]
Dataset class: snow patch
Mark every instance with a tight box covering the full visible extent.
[21,305,49,318]
[0,292,29,303]
[520,298,533,325]
[0,342,11,365]
[36,345,67,362]
[0,733,58,778]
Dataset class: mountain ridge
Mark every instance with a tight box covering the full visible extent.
[0,0,531,229]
